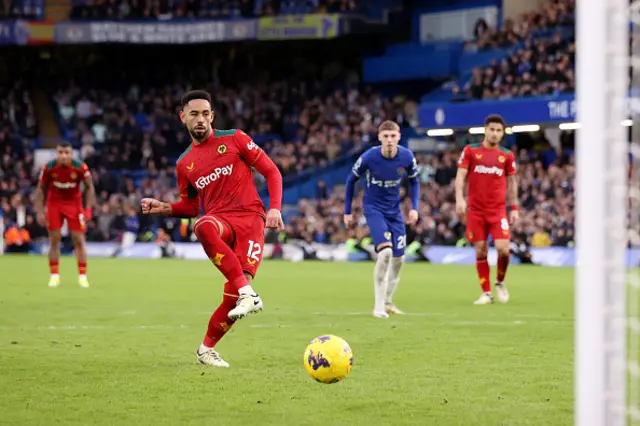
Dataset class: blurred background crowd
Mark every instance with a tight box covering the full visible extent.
[0,0,586,254]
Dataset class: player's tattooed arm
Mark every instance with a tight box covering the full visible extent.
[83,175,96,212]
[507,175,518,207]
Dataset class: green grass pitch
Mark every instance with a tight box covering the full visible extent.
[0,256,574,426]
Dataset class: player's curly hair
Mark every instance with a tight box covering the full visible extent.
[484,114,506,129]
[181,90,212,109]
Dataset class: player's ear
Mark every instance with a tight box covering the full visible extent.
[210,111,215,124]
[179,110,186,124]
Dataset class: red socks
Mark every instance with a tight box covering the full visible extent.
[194,218,247,291]
[476,257,491,292]
[78,261,87,276]
[49,260,59,275]
[203,282,238,348]
[497,254,510,283]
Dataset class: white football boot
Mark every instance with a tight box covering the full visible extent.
[48,274,60,288]
[78,275,90,288]
[372,310,389,318]
[385,304,405,315]
[473,292,494,305]
[196,347,230,367]
[228,294,263,320]
[495,283,509,303]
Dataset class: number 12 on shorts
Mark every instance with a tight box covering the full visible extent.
[247,240,262,263]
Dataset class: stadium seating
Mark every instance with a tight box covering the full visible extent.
[68,0,364,20]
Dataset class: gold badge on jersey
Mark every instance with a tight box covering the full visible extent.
[498,156,505,163]
[52,173,57,178]
[186,162,195,172]
[468,232,473,240]
[218,144,227,154]
[70,172,77,180]
[475,154,482,159]
[384,232,392,240]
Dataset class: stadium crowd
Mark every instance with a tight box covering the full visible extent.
[470,0,575,52]
[455,0,575,101]
[68,0,361,20]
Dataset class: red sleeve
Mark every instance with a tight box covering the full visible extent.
[169,164,200,218]
[38,166,50,187]
[234,130,282,211]
[80,162,91,180]
[506,152,517,176]
[234,129,263,165]
[457,145,471,169]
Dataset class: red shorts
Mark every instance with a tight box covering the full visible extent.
[46,200,85,233]
[203,211,266,278]
[465,211,510,243]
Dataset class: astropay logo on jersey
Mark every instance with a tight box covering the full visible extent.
[195,165,233,189]
[473,165,503,176]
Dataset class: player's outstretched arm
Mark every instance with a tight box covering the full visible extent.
[141,166,199,217]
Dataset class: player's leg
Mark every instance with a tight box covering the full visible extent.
[385,216,407,315]
[226,213,265,320]
[197,214,265,367]
[365,211,393,318]
[192,214,255,295]
[46,204,63,287]
[65,207,89,288]
[491,217,512,303]
[467,213,492,305]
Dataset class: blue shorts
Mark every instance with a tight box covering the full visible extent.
[364,210,406,257]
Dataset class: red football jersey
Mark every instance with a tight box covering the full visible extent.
[457,142,516,219]
[39,159,91,202]
[176,129,266,218]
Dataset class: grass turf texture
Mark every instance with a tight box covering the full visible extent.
[0,256,574,426]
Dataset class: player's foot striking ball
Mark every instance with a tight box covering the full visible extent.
[455,114,519,304]
[140,90,284,367]
[35,141,96,288]
[304,335,353,384]
[344,121,420,317]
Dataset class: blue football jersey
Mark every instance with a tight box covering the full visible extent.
[351,146,419,215]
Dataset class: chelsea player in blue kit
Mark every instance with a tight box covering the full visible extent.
[343,121,420,318]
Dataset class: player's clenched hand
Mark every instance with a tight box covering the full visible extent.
[406,209,419,225]
[343,214,354,227]
[455,199,467,222]
[36,212,46,226]
[509,209,519,225]
[266,209,284,230]
[141,198,165,215]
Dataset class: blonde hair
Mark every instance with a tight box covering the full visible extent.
[378,120,400,132]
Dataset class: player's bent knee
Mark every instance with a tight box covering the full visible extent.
[194,215,224,238]
[376,243,393,253]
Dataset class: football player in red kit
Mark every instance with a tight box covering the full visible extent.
[34,142,96,288]
[455,114,519,305]
[141,90,284,367]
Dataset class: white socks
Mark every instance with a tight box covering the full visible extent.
[374,249,392,312]
[238,284,256,296]
[385,256,404,305]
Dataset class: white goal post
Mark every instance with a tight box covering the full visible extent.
[576,0,630,425]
